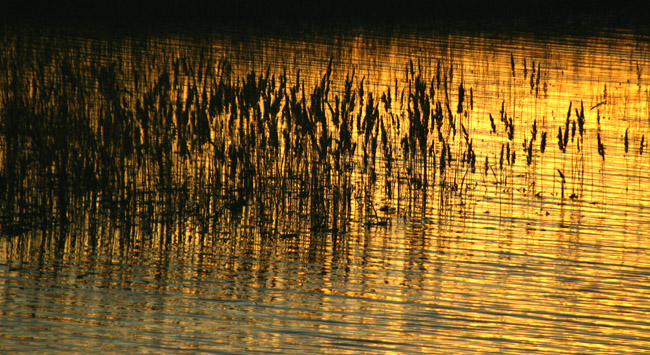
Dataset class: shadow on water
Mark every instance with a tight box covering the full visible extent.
[2,28,649,259]
[2,27,650,354]
[0,29,648,240]
[0,33,452,253]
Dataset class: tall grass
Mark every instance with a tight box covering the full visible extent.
[0,34,641,250]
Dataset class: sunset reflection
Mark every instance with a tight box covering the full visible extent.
[2,27,650,354]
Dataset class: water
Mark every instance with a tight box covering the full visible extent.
[2,26,650,354]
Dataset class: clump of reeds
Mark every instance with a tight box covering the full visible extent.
[1,35,639,248]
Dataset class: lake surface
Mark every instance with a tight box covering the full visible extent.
[2,26,650,354]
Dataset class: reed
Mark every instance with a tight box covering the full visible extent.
[0,38,640,248]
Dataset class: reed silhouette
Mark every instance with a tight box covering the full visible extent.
[0,38,635,247]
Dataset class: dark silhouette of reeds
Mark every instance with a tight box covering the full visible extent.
[0,38,639,246]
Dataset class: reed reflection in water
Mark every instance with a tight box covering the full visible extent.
[1,28,650,354]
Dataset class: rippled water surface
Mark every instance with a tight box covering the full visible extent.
[2,27,650,354]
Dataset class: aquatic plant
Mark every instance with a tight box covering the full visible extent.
[0,36,643,248]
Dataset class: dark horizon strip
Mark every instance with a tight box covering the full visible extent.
[2,1,649,33]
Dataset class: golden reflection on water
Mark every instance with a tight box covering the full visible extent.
[212,28,649,217]
[2,28,650,354]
